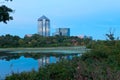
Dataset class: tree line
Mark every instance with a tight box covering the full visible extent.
[0,34,92,48]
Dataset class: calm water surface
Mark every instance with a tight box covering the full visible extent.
[0,53,76,80]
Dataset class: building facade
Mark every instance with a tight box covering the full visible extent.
[53,28,70,36]
[38,15,50,37]
[25,34,33,37]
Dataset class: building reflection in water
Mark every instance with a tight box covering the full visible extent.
[38,56,50,67]
[37,55,73,67]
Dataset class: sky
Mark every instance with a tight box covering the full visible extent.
[0,0,120,40]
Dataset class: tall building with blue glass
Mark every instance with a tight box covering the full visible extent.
[38,15,50,37]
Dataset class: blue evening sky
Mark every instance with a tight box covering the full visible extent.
[0,0,120,40]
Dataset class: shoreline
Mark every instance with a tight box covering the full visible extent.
[0,46,87,54]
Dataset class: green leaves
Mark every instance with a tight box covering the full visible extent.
[0,5,13,23]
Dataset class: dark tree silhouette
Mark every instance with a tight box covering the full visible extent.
[0,0,13,23]
[106,28,115,41]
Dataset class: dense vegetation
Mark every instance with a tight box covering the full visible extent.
[75,41,120,80]
[0,0,13,23]
[5,34,120,80]
[0,34,92,48]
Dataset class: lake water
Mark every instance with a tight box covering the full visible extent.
[0,52,79,80]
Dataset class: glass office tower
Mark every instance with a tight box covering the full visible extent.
[38,15,50,37]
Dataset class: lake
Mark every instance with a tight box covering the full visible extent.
[0,47,86,80]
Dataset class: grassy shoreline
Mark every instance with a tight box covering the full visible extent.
[0,46,87,54]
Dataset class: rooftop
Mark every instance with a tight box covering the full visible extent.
[38,15,50,21]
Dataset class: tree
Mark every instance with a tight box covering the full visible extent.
[106,28,115,41]
[0,0,13,23]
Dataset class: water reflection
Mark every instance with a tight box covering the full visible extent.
[37,55,73,67]
[0,52,78,79]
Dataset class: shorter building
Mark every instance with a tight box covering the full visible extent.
[53,28,70,36]
[78,35,92,40]
[25,34,33,37]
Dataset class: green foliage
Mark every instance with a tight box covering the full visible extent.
[6,70,37,80]
[37,60,75,80]
[75,39,120,80]
[0,1,13,23]
[0,34,92,48]
[0,34,20,47]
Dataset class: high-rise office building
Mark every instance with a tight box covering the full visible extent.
[38,15,50,37]
[53,28,70,36]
